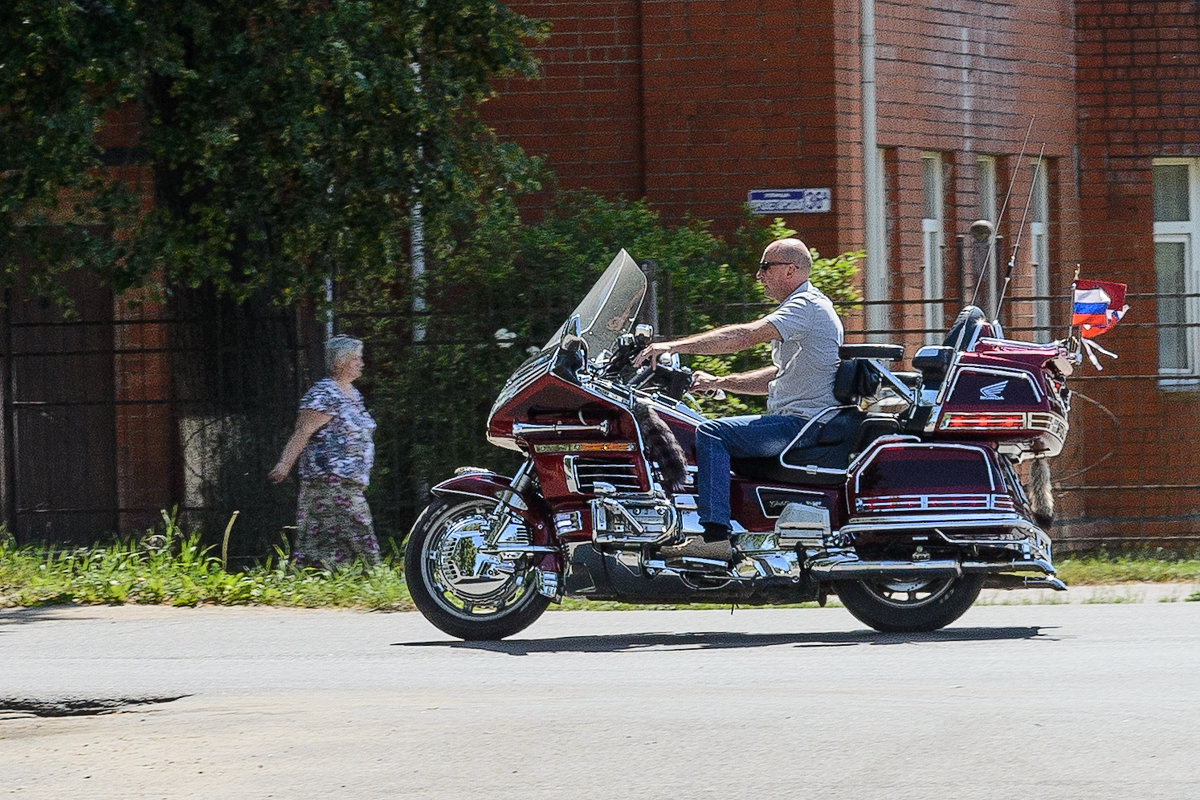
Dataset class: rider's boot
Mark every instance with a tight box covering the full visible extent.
[659,523,737,563]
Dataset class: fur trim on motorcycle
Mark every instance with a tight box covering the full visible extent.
[633,400,688,490]
[1030,458,1054,529]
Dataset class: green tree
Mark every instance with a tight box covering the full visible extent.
[0,0,547,303]
[335,192,863,539]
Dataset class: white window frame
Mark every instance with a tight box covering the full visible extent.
[922,153,945,341]
[1029,158,1051,339]
[865,147,890,339]
[975,155,998,314]
[1153,157,1200,386]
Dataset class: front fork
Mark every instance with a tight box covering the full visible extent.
[481,460,562,600]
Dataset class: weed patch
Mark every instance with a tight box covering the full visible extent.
[0,513,412,611]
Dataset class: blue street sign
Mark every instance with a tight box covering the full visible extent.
[747,188,832,214]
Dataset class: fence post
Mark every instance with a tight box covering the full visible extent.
[1,287,12,533]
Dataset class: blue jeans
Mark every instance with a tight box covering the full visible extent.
[695,414,807,531]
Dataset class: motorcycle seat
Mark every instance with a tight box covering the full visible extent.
[731,407,900,486]
[731,356,901,485]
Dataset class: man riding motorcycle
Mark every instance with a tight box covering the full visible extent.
[634,237,844,562]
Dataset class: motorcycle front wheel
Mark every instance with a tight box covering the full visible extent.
[833,573,985,633]
[404,497,551,641]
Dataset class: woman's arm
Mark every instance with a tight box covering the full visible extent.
[268,409,333,483]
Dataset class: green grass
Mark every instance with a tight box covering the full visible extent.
[3,518,1200,610]
[0,514,413,611]
[1055,551,1200,586]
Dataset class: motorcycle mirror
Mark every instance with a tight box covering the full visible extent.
[561,315,586,352]
[634,323,653,342]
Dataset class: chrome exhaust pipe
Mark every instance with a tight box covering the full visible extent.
[807,554,1066,590]
[807,555,962,581]
[961,558,1058,576]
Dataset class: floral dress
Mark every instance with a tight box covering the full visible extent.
[293,378,380,569]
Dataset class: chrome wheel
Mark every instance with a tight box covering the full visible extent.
[404,497,551,640]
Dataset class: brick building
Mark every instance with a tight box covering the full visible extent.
[485,0,1200,546]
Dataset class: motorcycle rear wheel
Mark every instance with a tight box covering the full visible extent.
[404,497,551,641]
[833,573,985,633]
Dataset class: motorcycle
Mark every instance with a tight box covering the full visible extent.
[404,250,1078,640]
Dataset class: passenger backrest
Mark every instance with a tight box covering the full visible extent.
[833,358,881,404]
[943,305,988,351]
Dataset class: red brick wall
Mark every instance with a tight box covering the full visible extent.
[113,288,176,534]
[493,2,1081,274]
[640,0,843,249]
[489,1,646,202]
[1064,0,1200,545]
[494,1,851,253]
[93,103,174,530]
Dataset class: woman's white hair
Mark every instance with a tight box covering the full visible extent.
[325,335,363,374]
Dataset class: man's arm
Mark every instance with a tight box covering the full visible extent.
[692,365,776,396]
[634,317,781,366]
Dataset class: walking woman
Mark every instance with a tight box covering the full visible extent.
[269,335,380,569]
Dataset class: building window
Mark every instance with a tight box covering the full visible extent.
[973,156,998,315]
[922,153,944,340]
[865,147,890,339]
[1030,158,1051,338]
[1154,158,1200,383]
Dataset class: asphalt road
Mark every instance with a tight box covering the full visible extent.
[2,590,1199,799]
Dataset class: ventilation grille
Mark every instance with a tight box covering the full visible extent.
[571,457,644,494]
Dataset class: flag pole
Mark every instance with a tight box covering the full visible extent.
[1066,264,1081,343]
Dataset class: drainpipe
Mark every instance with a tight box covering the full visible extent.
[861,0,889,339]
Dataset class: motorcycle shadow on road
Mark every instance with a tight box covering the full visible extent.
[398,626,1054,656]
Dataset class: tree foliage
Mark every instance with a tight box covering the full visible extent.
[0,0,546,303]
[336,192,862,538]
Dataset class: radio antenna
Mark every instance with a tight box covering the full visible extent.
[994,142,1046,322]
[971,117,1035,315]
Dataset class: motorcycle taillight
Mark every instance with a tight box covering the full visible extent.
[940,412,1026,430]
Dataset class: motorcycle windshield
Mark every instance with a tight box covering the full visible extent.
[542,249,647,356]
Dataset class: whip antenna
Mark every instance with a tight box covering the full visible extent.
[994,142,1046,321]
[971,117,1035,313]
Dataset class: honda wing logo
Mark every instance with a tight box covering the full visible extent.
[979,380,1008,401]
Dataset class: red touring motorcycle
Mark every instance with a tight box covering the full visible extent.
[405,250,1078,640]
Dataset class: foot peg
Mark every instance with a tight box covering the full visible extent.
[659,536,736,563]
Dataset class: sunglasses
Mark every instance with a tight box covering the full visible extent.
[757,261,793,271]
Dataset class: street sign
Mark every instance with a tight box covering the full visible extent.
[747,188,832,215]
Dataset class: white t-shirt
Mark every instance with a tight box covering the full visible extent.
[762,281,844,417]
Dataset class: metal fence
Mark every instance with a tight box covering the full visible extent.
[2,283,1197,557]
[0,282,309,558]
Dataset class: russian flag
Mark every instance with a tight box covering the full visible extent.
[1072,279,1128,339]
